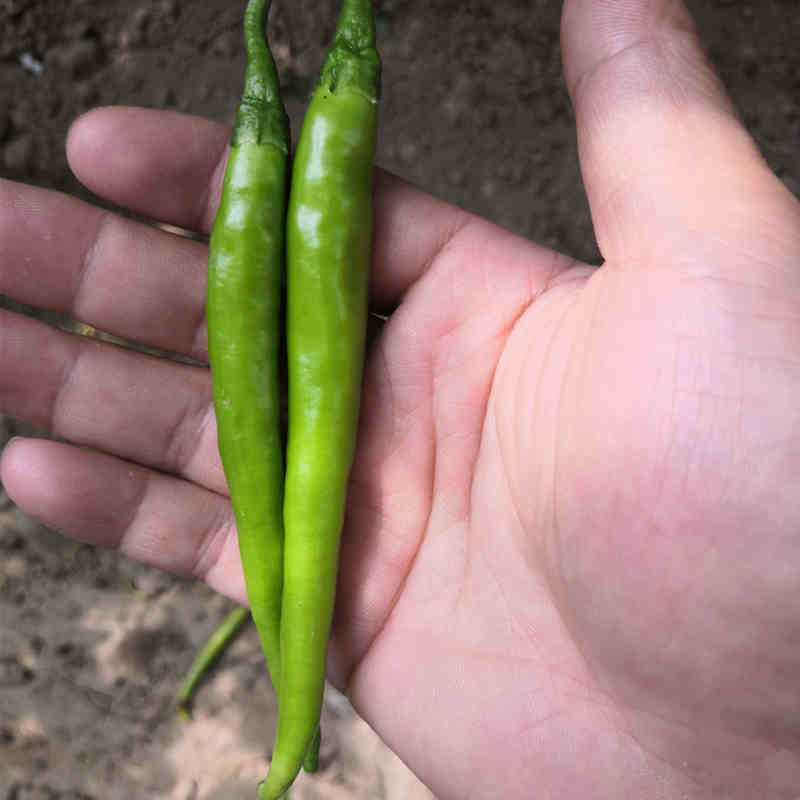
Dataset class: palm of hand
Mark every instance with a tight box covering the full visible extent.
[338,189,800,797]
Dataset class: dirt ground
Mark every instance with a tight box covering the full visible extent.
[1,1,798,798]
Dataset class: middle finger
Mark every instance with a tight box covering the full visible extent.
[0,177,210,361]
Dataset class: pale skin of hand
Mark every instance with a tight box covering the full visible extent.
[2,0,800,797]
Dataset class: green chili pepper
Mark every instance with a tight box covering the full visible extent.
[206,0,288,708]
[176,606,251,719]
[257,0,381,796]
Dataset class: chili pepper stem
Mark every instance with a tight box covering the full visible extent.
[243,0,280,103]
[176,606,251,718]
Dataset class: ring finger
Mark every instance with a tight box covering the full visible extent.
[0,306,224,493]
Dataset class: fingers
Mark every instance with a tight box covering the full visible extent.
[0,437,245,602]
[0,178,210,360]
[10,115,215,364]
[0,308,225,494]
[560,0,794,265]
[7,104,586,388]
[67,107,231,234]
[65,107,494,310]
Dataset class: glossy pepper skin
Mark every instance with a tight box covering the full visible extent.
[258,0,380,797]
[205,0,288,704]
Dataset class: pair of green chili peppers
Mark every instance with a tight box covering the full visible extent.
[205,0,380,797]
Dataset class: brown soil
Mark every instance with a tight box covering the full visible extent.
[1,1,798,798]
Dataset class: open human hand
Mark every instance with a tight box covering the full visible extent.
[2,1,799,797]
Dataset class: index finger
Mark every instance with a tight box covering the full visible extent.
[65,106,527,312]
[66,106,231,235]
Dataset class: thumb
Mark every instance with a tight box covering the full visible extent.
[560,0,800,269]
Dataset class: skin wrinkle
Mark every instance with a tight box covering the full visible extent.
[1,179,28,220]
[656,32,703,114]
[544,274,617,701]
[618,697,773,791]
[475,533,512,642]
[431,321,478,383]
[192,315,209,365]
[497,273,589,593]
[565,0,703,104]
[191,400,221,483]
[568,35,654,110]
[446,520,472,632]
[588,173,640,261]
[500,304,554,545]
[429,373,478,528]
[687,272,792,296]
[673,225,799,288]
[368,329,395,438]
[184,276,213,364]
[657,335,681,514]
[524,318,559,552]
[429,227,512,358]
[162,389,209,479]
[619,715,706,794]
[478,272,624,778]
[49,329,85,443]
[190,504,237,582]
[465,248,577,549]
[112,465,156,568]
[361,315,427,470]
[465,322,521,537]
[72,209,112,319]
[731,353,800,374]
[494,388,525,554]
[724,310,800,328]
[547,283,594,599]
[200,141,233,235]
[409,212,473,306]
